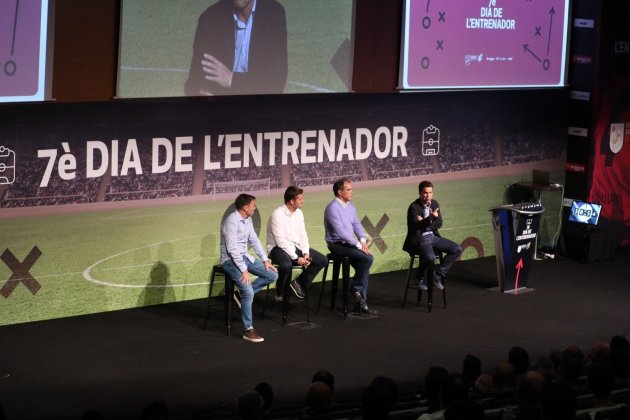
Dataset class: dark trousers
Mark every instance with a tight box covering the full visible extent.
[415,234,462,280]
[326,242,374,298]
[269,247,327,296]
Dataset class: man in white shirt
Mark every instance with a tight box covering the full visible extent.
[267,186,327,301]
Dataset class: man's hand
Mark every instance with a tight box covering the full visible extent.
[240,270,251,285]
[201,53,233,88]
[296,256,310,267]
[264,260,278,272]
[431,207,440,219]
[360,242,371,255]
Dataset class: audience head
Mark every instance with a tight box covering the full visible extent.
[444,399,484,420]
[558,345,584,385]
[611,335,630,353]
[362,376,398,420]
[473,373,495,399]
[462,353,482,385]
[515,370,546,410]
[312,369,335,394]
[509,346,530,375]
[610,334,630,378]
[254,382,273,412]
[440,373,470,409]
[493,361,517,395]
[541,381,576,420]
[423,366,449,411]
[237,390,264,420]
[306,381,332,414]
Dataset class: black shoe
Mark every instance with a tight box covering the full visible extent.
[289,281,305,299]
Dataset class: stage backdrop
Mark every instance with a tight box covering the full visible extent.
[0,91,567,325]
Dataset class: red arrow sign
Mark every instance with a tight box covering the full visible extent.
[514,258,524,294]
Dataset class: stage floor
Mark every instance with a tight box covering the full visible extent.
[1,248,629,419]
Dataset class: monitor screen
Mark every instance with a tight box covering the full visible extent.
[117,0,355,98]
[399,0,571,90]
[0,0,52,103]
[568,200,602,225]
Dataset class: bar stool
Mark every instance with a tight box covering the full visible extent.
[262,263,308,325]
[316,253,351,319]
[202,264,234,336]
[202,263,269,336]
[402,251,446,312]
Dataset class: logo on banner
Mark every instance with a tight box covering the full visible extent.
[573,18,594,29]
[0,146,16,185]
[570,91,590,101]
[422,125,440,156]
[572,54,592,65]
[609,123,626,154]
[465,54,483,65]
[565,162,586,173]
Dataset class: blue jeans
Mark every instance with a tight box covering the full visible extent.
[222,256,278,331]
[326,242,374,298]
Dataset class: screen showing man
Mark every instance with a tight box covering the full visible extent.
[184,0,288,96]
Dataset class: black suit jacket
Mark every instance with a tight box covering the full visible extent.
[402,198,443,254]
[184,0,288,96]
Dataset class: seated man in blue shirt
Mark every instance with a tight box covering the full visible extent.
[324,179,377,315]
[220,193,278,342]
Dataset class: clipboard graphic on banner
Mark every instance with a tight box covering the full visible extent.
[0,146,16,184]
[422,125,440,156]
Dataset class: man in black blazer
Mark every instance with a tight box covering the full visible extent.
[185,0,288,96]
[403,180,462,290]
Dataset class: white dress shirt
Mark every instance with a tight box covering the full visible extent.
[267,204,310,260]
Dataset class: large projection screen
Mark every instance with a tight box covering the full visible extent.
[400,0,570,90]
[117,0,354,98]
[0,0,51,103]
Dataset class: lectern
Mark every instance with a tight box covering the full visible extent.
[490,203,544,293]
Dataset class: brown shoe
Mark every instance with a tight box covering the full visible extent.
[243,329,264,343]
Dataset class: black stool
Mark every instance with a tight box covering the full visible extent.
[402,252,446,312]
[316,253,351,319]
[262,263,309,325]
[202,264,234,336]
[202,263,269,336]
